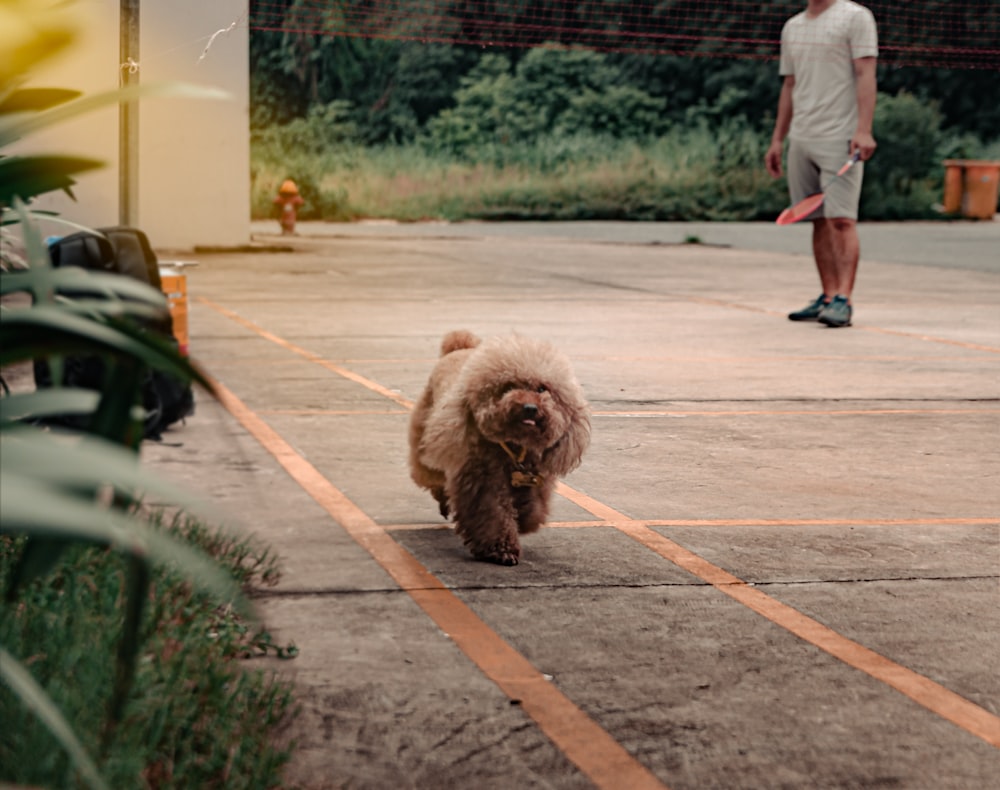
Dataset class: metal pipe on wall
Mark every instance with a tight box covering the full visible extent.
[119,0,139,227]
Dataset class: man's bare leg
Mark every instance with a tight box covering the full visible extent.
[812,217,860,300]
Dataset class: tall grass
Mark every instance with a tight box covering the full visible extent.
[0,510,297,789]
[253,92,1000,224]
[251,125,790,223]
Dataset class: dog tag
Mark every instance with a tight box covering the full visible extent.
[511,470,542,488]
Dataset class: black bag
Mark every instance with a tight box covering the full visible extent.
[33,227,194,439]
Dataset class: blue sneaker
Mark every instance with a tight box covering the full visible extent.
[818,295,852,327]
[788,294,830,321]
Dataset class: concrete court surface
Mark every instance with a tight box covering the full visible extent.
[145,220,999,789]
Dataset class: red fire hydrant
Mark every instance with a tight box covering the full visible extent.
[274,179,304,235]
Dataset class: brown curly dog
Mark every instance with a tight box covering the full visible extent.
[409,330,591,565]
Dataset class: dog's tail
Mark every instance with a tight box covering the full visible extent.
[440,330,480,356]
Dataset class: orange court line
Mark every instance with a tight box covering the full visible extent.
[209,374,669,790]
[194,357,305,366]
[389,517,997,531]
[641,517,998,528]
[680,294,778,316]
[203,353,996,365]
[202,298,1000,750]
[258,408,410,416]
[576,355,996,362]
[555,483,1000,750]
[249,407,1000,419]
[201,356,436,366]
[859,325,1000,355]
[645,517,998,527]
[593,408,1000,418]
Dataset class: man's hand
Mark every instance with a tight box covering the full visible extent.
[850,131,877,161]
[765,140,785,178]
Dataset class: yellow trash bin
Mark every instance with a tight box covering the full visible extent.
[159,261,197,356]
[943,160,1000,219]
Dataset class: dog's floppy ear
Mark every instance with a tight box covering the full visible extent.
[419,389,477,472]
[544,405,591,477]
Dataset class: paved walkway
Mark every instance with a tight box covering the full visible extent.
[148,221,999,789]
[250,218,1000,271]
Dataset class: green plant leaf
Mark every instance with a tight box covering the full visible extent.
[0,648,110,790]
[0,307,209,391]
[2,427,252,715]
[87,354,145,448]
[0,12,251,779]
[0,307,139,362]
[104,555,150,749]
[10,196,49,273]
[0,426,215,514]
[1,208,107,238]
[2,269,168,309]
[1,469,248,613]
[0,82,231,147]
[0,388,100,423]
[52,297,170,326]
[0,154,104,206]
[0,87,82,114]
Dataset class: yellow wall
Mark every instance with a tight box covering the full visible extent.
[18,0,249,249]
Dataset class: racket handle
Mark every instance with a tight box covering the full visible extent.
[837,151,862,176]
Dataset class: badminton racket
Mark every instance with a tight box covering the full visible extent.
[775,151,861,226]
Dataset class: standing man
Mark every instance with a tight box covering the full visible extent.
[765,0,878,328]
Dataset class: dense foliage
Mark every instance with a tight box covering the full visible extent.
[250,2,1000,143]
[249,3,998,223]
[250,51,995,224]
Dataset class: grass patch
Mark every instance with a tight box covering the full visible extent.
[251,106,990,224]
[0,510,298,789]
[251,128,791,223]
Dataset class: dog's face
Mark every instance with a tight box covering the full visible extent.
[473,377,570,451]
[417,334,590,479]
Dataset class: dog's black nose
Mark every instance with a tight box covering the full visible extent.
[522,403,538,416]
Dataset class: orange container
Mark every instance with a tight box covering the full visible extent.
[942,160,964,214]
[964,162,1000,219]
[943,159,1000,219]
[160,271,189,355]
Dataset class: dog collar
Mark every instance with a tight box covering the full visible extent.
[499,441,543,488]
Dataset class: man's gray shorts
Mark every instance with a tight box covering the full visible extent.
[787,138,864,220]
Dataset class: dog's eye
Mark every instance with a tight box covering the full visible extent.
[536,384,548,394]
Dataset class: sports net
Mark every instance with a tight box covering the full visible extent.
[249,1,1000,70]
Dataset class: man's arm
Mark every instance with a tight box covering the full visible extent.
[851,56,877,160]
[765,75,795,178]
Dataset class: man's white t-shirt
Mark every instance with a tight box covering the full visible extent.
[780,0,878,141]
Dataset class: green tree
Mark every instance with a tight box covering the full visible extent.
[426,46,666,152]
[250,1,999,145]
[860,91,946,219]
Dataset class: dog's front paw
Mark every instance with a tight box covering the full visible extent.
[473,541,521,566]
[431,487,450,519]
